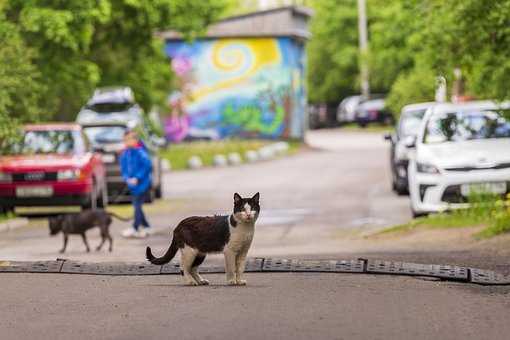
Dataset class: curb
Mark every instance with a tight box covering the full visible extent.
[185,141,290,170]
[0,258,509,286]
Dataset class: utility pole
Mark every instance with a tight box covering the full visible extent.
[357,0,370,98]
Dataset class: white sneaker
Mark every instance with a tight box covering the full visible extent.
[122,228,138,238]
[136,229,148,238]
[144,227,154,235]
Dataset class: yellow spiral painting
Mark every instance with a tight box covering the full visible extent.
[192,38,281,100]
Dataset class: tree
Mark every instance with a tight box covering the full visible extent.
[307,0,359,104]
[0,4,41,147]
[419,0,510,101]
[2,0,226,121]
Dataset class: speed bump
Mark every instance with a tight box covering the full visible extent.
[61,261,161,275]
[470,268,510,285]
[0,260,64,273]
[366,260,469,281]
[0,258,508,285]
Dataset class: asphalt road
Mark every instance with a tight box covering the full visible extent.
[1,273,509,340]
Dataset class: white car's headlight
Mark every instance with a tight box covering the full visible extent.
[0,172,12,183]
[416,162,440,174]
[57,169,81,181]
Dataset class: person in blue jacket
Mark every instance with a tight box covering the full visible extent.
[120,130,153,238]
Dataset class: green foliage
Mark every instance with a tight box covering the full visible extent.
[0,0,226,124]
[385,66,436,116]
[307,0,359,103]
[307,0,510,106]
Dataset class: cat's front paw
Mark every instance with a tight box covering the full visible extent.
[236,279,247,286]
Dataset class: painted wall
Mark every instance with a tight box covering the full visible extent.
[164,37,306,142]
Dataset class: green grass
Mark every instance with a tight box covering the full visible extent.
[159,139,302,170]
[379,193,510,239]
[340,123,393,133]
[0,212,15,223]
[378,211,489,236]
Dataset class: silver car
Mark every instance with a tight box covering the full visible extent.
[76,87,143,127]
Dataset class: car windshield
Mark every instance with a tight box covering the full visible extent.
[83,126,126,144]
[424,109,510,143]
[86,102,133,113]
[399,109,426,137]
[10,130,77,155]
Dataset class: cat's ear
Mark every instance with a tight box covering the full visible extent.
[234,192,242,203]
[252,192,260,203]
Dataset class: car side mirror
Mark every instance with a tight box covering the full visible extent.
[383,133,392,142]
[403,136,416,148]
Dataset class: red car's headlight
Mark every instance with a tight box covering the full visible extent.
[0,172,12,183]
[57,169,82,181]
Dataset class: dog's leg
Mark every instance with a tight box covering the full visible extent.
[81,233,90,252]
[180,246,199,286]
[96,235,106,251]
[224,249,237,285]
[190,254,209,285]
[107,233,113,252]
[235,249,249,286]
[60,234,68,253]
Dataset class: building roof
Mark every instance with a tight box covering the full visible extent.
[160,6,313,41]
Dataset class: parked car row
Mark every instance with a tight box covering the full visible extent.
[385,100,510,217]
[308,94,394,130]
[337,94,393,127]
[0,86,164,213]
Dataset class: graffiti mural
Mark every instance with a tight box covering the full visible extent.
[164,37,306,142]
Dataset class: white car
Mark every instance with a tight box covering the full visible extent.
[76,86,144,127]
[408,100,510,217]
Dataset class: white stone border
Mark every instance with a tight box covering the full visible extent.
[182,141,291,170]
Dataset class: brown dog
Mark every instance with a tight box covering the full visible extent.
[49,209,130,253]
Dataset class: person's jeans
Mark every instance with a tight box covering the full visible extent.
[132,190,150,230]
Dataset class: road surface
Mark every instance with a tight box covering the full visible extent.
[1,272,509,340]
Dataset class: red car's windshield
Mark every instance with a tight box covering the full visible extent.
[9,130,81,155]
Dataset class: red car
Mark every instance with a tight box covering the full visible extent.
[0,123,107,213]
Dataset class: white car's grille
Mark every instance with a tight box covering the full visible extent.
[445,163,510,171]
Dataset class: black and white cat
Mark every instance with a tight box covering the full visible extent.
[146,192,260,286]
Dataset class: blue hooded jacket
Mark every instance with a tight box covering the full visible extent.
[120,145,152,196]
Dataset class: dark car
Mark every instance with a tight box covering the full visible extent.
[0,123,107,213]
[81,123,163,203]
[355,98,393,127]
[385,102,435,195]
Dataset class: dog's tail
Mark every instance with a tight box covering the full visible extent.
[107,211,132,222]
[146,238,179,265]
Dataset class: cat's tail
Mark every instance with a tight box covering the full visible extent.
[146,238,179,265]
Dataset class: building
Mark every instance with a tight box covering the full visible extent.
[160,6,312,142]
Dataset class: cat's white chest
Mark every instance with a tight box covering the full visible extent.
[226,225,254,253]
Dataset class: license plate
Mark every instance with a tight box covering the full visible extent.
[16,186,54,197]
[101,154,116,163]
[460,182,507,196]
